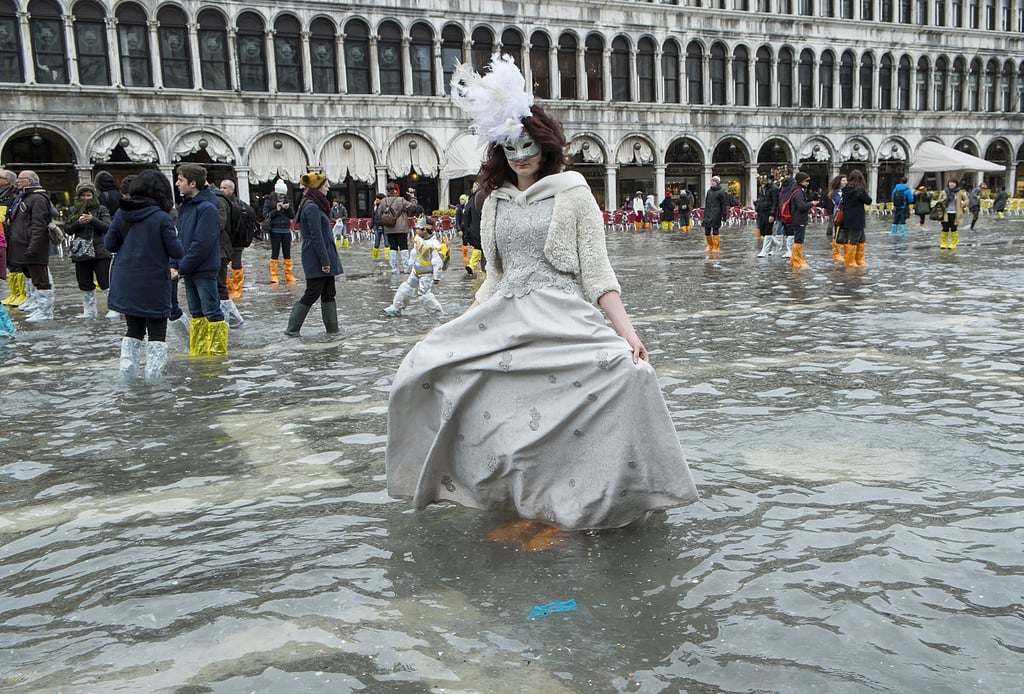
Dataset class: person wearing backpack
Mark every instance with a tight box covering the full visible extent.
[212,182,244,328]
[217,179,255,303]
[840,169,872,268]
[755,173,780,257]
[890,176,914,238]
[378,185,418,273]
[785,172,818,268]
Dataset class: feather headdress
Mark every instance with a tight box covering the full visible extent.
[450,53,534,147]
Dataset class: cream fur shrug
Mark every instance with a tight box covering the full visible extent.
[474,171,621,305]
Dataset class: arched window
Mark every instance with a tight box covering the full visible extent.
[558,33,577,99]
[950,57,965,110]
[881,0,895,20]
[841,0,854,17]
[471,27,494,71]
[934,56,948,109]
[0,0,22,82]
[967,58,981,110]
[984,58,999,112]
[441,26,463,95]
[755,46,772,106]
[158,5,191,89]
[820,50,835,108]
[879,54,893,109]
[74,1,110,86]
[29,0,67,84]
[952,0,963,25]
[798,48,814,107]
[611,35,629,101]
[915,56,930,110]
[900,0,914,21]
[859,53,874,108]
[778,47,794,107]
[309,18,336,94]
[916,0,929,22]
[840,50,855,108]
[662,40,680,104]
[236,12,267,92]
[638,37,656,103]
[410,23,434,96]
[710,42,727,105]
[897,55,912,109]
[274,15,303,93]
[935,0,947,26]
[529,32,550,99]
[686,41,704,105]
[1000,60,1014,112]
[344,19,370,95]
[378,21,403,95]
[799,0,813,14]
[585,34,605,101]
[117,3,151,87]
[733,46,749,106]
[198,10,230,90]
[862,0,875,19]
[501,29,524,68]
[984,0,995,27]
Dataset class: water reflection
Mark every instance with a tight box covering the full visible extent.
[1,219,1022,691]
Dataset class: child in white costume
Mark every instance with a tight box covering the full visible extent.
[383,217,445,316]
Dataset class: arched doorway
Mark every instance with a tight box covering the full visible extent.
[89,129,160,191]
[876,142,908,200]
[568,135,607,208]
[322,134,378,217]
[2,128,77,209]
[983,140,1010,192]
[711,138,749,204]
[615,136,655,207]
[386,133,439,213]
[665,138,703,203]
[758,138,792,178]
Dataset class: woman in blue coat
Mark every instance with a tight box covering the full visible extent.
[105,170,184,381]
[284,172,343,337]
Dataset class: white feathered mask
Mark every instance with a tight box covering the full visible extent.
[450,53,534,148]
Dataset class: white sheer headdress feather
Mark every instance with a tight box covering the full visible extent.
[450,53,534,147]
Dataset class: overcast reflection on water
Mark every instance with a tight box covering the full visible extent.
[1,218,1022,693]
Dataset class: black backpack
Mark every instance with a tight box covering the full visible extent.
[893,188,906,208]
[216,191,259,248]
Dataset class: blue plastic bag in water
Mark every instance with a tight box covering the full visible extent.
[0,304,14,337]
[528,600,577,620]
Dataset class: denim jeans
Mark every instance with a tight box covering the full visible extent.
[183,276,224,321]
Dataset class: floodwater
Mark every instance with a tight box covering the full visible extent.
[1,216,1022,693]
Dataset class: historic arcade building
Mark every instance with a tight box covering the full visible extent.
[2,0,1024,214]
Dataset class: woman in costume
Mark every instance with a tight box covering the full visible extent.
[384,54,697,540]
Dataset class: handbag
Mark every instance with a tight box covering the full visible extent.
[68,232,95,261]
[47,220,65,245]
[833,209,844,226]
[928,204,946,221]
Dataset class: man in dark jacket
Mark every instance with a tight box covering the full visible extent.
[787,171,818,268]
[174,163,227,356]
[702,176,734,254]
[6,170,55,321]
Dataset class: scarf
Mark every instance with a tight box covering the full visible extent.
[71,196,100,218]
[302,186,332,217]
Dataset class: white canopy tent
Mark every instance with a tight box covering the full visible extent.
[909,141,1004,187]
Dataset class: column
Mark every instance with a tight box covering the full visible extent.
[19,12,36,83]
[603,49,612,102]
[75,165,93,183]
[521,45,533,93]
[702,164,714,206]
[549,44,559,99]
[630,48,639,102]
[148,21,163,88]
[401,38,412,96]
[746,164,758,207]
[106,17,121,86]
[227,27,239,91]
[300,31,313,93]
[811,59,819,108]
[1007,160,1017,197]
[64,14,79,84]
[337,35,347,94]
[376,165,389,194]
[265,30,277,92]
[605,166,618,211]
[369,37,380,94]
[576,46,587,100]
[654,47,664,103]
[236,167,252,204]
[867,162,879,200]
[654,165,667,202]
[439,177,451,209]
[433,39,444,95]
[188,22,202,89]
[770,53,778,106]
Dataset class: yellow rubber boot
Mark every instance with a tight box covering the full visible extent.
[950,231,959,250]
[2,272,26,307]
[383,247,391,261]
[283,259,297,282]
[844,244,858,267]
[189,317,207,356]
[207,320,229,356]
[940,232,949,249]
[855,243,867,267]
[269,258,279,283]
[372,247,380,260]
[789,242,810,268]
[229,269,244,299]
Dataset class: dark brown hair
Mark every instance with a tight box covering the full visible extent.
[475,104,571,198]
[177,163,208,188]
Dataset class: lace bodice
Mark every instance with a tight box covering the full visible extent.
[493,198,579,298]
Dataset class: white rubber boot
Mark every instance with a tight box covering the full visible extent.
[103,289,119,319]
[220,299,245,328]
[119,336,144,378]
[384,279,417,316]
[76,290,98,319]
[25,289,55,321]
[144,340,169,382]
[756,236,774,258]
[782,236,794,259]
